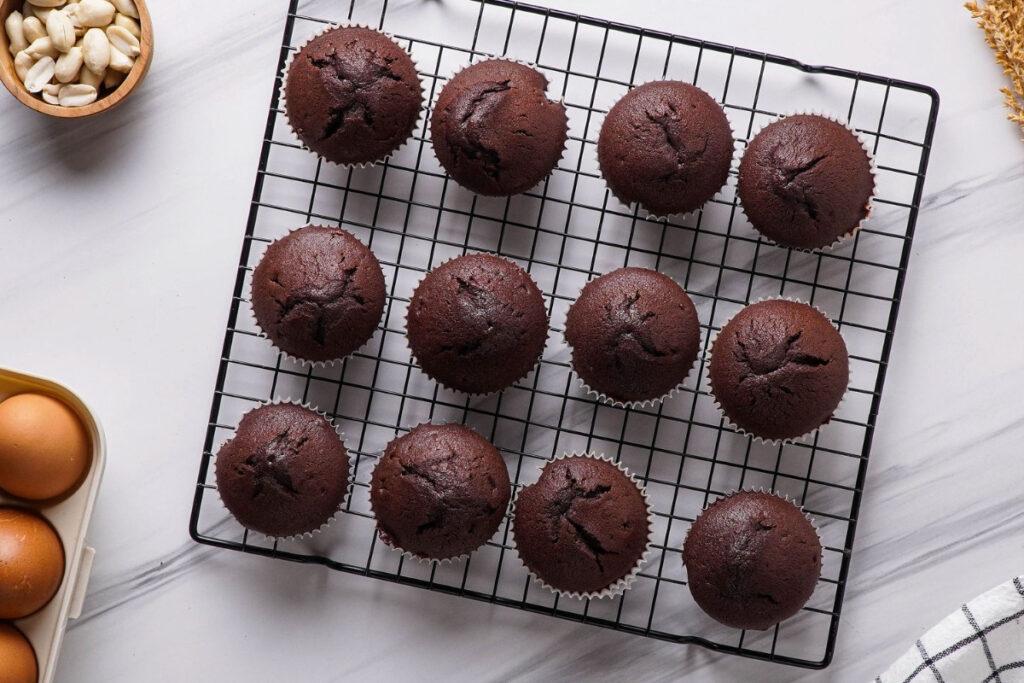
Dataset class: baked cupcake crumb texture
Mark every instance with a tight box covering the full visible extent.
[215,403,350,539]
[597,81,734,216]
[709,299,849,442]
[251,225,387,363]
[512,456,649,596]
[431,59,568,196]
[285,26,423,165]
[407,253,548,394]
[738,113,873,250]
[683,490,822,630]
[369,423,511,560]
[565,267,701,405]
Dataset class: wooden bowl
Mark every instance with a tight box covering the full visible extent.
[0,0,152,118]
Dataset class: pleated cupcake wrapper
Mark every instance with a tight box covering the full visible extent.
[213,398,354,543]
[705,296,849,447]
[247,225,391,369]
[280,23,427,170]
[427,55,570,198]
[569,364,688,411]
[405,251,550,397]
[592,79,737,222]
[737,109,878,253]
[509,452,655,601]
[374,535,473,567]
[682,487,823,563]
[560,267,701,409]
[366,490,474,567]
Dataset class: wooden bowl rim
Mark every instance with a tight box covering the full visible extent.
[0,0,153,119]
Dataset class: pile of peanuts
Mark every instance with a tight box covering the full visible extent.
[5,0,140,107]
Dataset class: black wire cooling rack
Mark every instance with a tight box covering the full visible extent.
[190,0,939,669]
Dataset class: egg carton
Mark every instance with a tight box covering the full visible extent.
[0,368,105,683]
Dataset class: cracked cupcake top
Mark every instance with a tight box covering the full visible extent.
[708,299,849,442]
[738,114,874,250]
[215,403,350,538]
[251,225,386,363]
[407,253,549,394]
[369,423,511,560]
[597,81,734,217]
[431,59,568,196]
[284,26,423,165]
[565,267,701,404]
[683,490,822,631]
[512,456,649,596]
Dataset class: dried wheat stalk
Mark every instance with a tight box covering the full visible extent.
[966,0,1024,135]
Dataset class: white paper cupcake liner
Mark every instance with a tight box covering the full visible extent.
[365,421,509,565]
[593,79,738,222]
[705,296,849,446]
[213,398,354,543]
[509,452,655,600]
[280,23,426,170]
[737,109,878,253]
[427,55,570,198]
[247,225,390,369]
[562,267,702,410]
[404,251,550,397]
[368,500,473,566]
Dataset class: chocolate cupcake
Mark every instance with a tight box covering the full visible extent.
[284,26,423,165]
[215,403,350,538]
[738,114,874,250]
[683,490,822,630]
[708,299,849,442]
[565,267,701,405]
[369,423,511,560]
[251,225,387,363]
[512,455,651,597]
[431,59,568,196]
[407,254,548,394]
[597,81,734,216]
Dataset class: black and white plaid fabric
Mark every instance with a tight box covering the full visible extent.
[878,576,1024,683]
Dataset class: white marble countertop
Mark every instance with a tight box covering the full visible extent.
[1,0,1022,680]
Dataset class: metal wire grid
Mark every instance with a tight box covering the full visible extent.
[189,0,939,669]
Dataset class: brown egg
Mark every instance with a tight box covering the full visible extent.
[0,508,65,620]
[0,393,90,501]
[0,622,38,683]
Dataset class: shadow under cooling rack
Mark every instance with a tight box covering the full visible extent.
[190,0,939,669]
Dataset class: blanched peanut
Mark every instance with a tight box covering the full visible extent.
[14,50,34,81]
[58,83,97,106]
[105,24,137,56]
[78,64,103,88]
[107,43,132,72]
[5,11,28,55]
[25,35,58,59]
[23,55,55,92]
[9,0,139,107]
[102,68,123,89]
[54,46,83,83]
[113,13,138,38]
[81,26,108,72]
[72,0,115,28]
[46,9,75,52]
[109,0,136,19]
[21,15,46,42]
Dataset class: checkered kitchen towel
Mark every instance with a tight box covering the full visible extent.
[878,576,1024,683]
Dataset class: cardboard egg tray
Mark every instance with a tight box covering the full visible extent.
[0,368,105,683]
